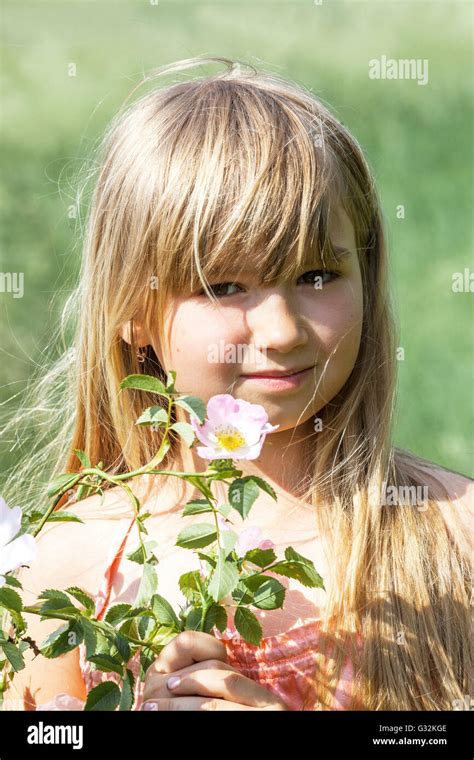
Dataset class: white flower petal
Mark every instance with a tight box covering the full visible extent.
[0,533,38,576]
[195,445,233,459]
[0,500,22,549]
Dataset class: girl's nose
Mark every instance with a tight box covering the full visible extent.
[246,290,308,354]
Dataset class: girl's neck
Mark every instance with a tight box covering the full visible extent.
[176,418,317,508]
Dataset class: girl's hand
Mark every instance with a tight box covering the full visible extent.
[141,630,289,711]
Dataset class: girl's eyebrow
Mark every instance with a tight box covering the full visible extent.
[331,245,353,259]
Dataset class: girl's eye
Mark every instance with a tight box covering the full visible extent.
[297,269,340,286]
[199,282,245,297]
[196,270,339,298]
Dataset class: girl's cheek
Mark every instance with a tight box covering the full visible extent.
[170,305,246,363]
[306,288,363,349]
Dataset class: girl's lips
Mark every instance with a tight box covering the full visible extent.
[240,365,315,391]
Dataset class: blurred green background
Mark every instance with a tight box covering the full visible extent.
[1,0,473,480]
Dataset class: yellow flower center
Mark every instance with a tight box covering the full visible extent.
[215,426,246,451]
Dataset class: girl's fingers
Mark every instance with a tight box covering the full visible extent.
[143,659,240,702]
[161,667,287,710]
[150,631,229,675]
[142,697,265,711]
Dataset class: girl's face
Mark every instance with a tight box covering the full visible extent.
[151,203,363,434]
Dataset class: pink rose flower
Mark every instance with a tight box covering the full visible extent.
[190,394,279,460]
[235,525,275,557]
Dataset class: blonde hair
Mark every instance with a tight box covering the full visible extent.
[2,55,471,710]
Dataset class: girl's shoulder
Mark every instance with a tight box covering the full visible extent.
[414,461,473,547]
[20,486,137,602]
[416,460,473,506]
[28,473,187,585]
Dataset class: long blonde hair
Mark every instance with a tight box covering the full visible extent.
[2,55,471,710]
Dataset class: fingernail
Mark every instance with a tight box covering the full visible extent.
[167,676,181,690]
[142,701,158,711]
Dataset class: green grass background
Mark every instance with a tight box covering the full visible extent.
[1,0,473,481]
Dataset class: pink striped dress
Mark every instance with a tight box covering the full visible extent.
[37,515,359,711]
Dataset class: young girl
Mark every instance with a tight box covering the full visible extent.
[4,55,472,712]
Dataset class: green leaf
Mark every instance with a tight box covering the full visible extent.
[270,547,325,589]
[80,618,113,660]
[221,529,238,556]
[170,421,195,448]
[88,653,124,676]
[134,563,158,607]
[0,640,25,672]
[139,648,156,680]
[217,503,232,518]
[182,499,214,516]
[175,523,217,550]
[38,590,79,617]
[153,626,177,647]
[183,607,204,631]
[29,508,83,525]
[185,476,215,501]
[120,374,167,396]
[135,406,169,427]
[3,575,22,589]
[74,449,91,469]
[228,478,260,519]
[208,549,240,603]
[112,633,131,663]
[165,370,177,393]
[243,547,277,568]
[126,545,146,565]
[179,571,203,604]
[136,513,152,534]
[104,604,133,626]
[38,589,72,603]
[84,681,121,711]
[117,617,138,641]
[64,586,95,613]
[126,539,159,565]
[242,575,286,610]
[138,615,156,640]
[231,580,254,605]
[119,669,135,711]
[247,476,277,501]
[40,620,84,658]
[234,607,262,647]
[0,587,23,614]
[44,512,84,523]
[203,604,228,634]
[149,439,171,466]
[10,610,27,636]
[174,395,207,423]
[196,552,217,570]
[47,473,79,498]
[151,594,180,629]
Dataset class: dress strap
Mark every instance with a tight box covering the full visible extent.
[94,515,138,620]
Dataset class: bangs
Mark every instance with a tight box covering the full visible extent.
[199,230,348,292]
[149,78,349,301]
